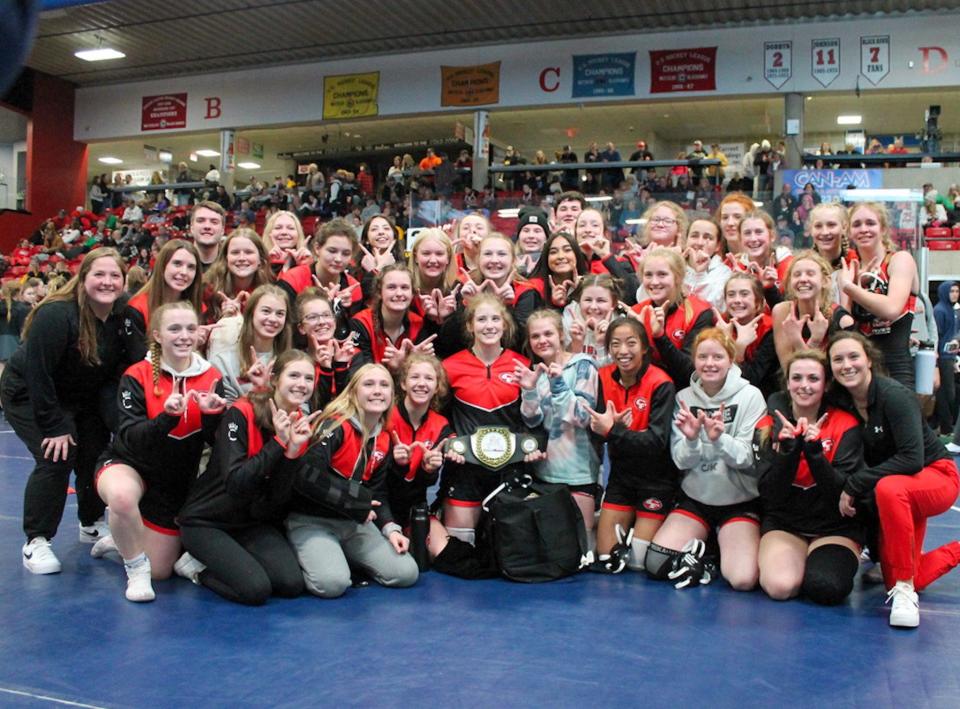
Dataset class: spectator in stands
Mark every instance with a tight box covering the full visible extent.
[213,185,232,211]
[628,140,654,174]
[110,174,125,210]
[583,142,602,195]
[706,144,728,187]
[600,142,623,192]
[121,198,143,225]
[204,164,221,184]
[357,163,374,197]
[174,162,193,207]
[888,137,908,154]
[419,148,442,173]
[387,156,403,182]
[89,176,106,215]
[755,140,774,194]
[559,144,579,190]
[687,139,708,180]
[773,184,797,224]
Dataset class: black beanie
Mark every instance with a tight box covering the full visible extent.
[515,208,551,239]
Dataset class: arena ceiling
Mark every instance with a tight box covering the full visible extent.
[28,0,960,86]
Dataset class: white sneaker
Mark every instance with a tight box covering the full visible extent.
[886,581,920,628]
[173,552,206,585]
[22,537,62,575]
[945,442,960,455]
[79,516,110,544]
[90,534,118,559]
[124,557,155,602]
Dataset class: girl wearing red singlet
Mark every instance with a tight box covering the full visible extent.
[202,229,274,324]
[631,247,714,384]
[93,302,226,602]
[262,210,312,276]
[758,349,864,606]
[295,289,357,411]
[409,228,462,359]
[714,273,779,400]
[123,239,204,361]
[585,317,678,572]
[574,207,639,304]
[729,210,793,309]
[525,232,590,312]
[385,354,455,556]
[828,332,960,628]
[452,212,491,273]
[349,264,437,370]
[808,202,856,306]
[837,202,919,389]
[772,251,855,366]
[277,217,362,339]
[440,294,544,544]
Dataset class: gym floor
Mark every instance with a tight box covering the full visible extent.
[0,417,958,708]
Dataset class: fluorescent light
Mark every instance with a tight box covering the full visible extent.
[753,202,764,208]
[841,188,923,203]
[237,162,261,169]
[836,115,862,125]
[75,48,126,62]
[625,218,644,225]
[497,209,520,218]
[98,157,123,165]
[196,149,220,157]
[585,195,612,203]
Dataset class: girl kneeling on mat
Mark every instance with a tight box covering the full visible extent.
[94,302,225,601]
[648,328,769,590]
[517,310,602,546]
[386,354,455,560]
[586,316,678,572]
[827,332,960,628]
[287,363,419,598]
[176,350,319,605]
[758,349,865,605]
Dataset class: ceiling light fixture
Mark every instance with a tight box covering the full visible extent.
[836,115,862,125]
[98,156,123,165]
[195,149,220,157]
[75,34,125,62]
[237,161,261,169]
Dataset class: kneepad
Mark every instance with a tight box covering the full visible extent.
[627,539,650,572]
[802,544,858,606]
[644,542,681,580]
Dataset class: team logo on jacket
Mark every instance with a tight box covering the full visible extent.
[499,372,516,384]
[821,437,833,453]
[634,397,648,411]
[373,450,386,462]
[672,328,686,340]
[227,422,239,441]
[642,497,663,511]
[120,390,132,409]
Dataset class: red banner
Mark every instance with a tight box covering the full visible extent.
[649,48,717,93]
[141,93,187,131]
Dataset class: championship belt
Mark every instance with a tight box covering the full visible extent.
[446,426,540,471]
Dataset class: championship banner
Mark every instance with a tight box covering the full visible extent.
[572,53,636,97]
[323,72,379,119]
[649,47,717,93]
[441,62,501,106]
[141,93,187,131]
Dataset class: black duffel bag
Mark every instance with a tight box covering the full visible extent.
[481,475,590,583]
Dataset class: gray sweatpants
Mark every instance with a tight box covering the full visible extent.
[286,513,419,598]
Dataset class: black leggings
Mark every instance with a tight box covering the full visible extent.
[179,523,303,606]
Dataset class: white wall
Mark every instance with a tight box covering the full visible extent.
[0,144,14,210]
[75,13,960,142]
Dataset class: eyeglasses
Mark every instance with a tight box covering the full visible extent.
[649,217,678,226]
[302,313,335,323]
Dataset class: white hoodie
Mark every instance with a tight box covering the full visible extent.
[684,255,733,310]
[671,364,767,506]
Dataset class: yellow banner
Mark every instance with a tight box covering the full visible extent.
[441,62,501,107]
[323,72,380,119]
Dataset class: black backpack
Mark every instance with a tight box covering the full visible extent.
[481,475,590,583]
